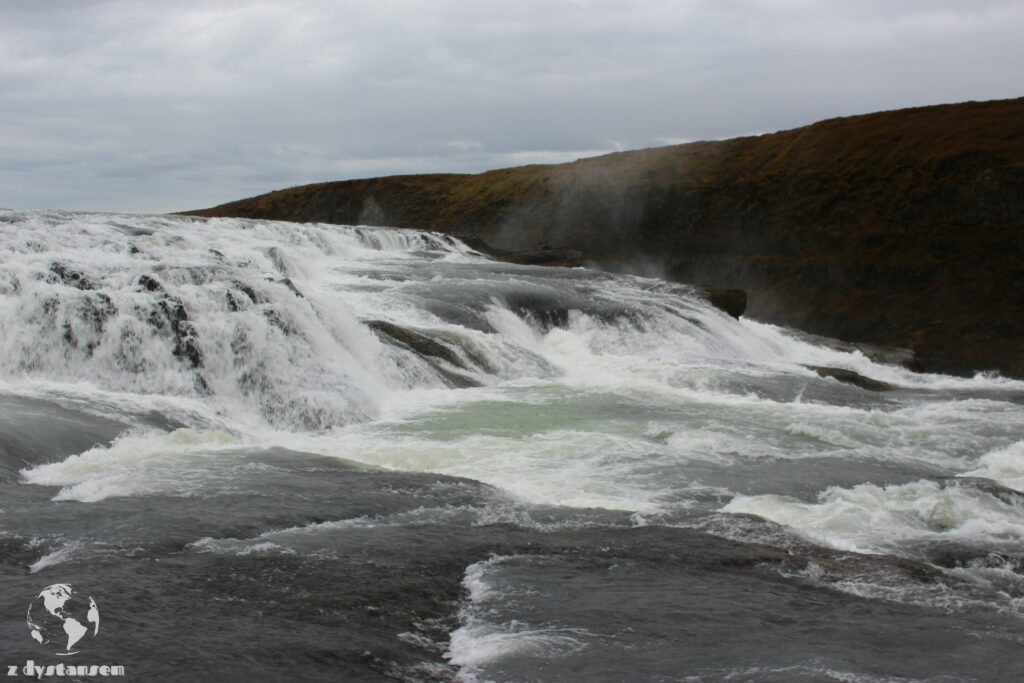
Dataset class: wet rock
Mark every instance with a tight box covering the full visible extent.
[696,287,747,319]
[925,540,1024,573]
[138,274,163,292]
[804,365,894,391]
[78,293,116,333]
[48,262,94,290]
[147,296,204,369]
[263,308,298,335]
[116,223,153,237]
[235,281,259,303]
[503,291,572,328]
[266,246,291,275]
[226,281,261,312]
[431,366,479,389]
[853,342,923,372]
[177,335,204,372]
[457,236,493,255]
[501,248,585,268]
[52,289,117,357]
[157,298,187,328]
[367,320,478,388]
[80,293,116,356]
[171,321,203,369]
[789,330,921,372]
[943,477,1024,508]
[463,238,585,268]
[502,290,644,331]
[367,321,464,369]
[278,277,304,298]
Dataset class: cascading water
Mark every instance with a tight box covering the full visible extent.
[1,210,1023,682]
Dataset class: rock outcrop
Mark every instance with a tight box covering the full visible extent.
[698,288,747,320]
[366,320,478,388]
[803,365,894,392]
[187,97,1024,378]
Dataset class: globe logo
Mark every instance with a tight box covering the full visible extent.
[25,584,100,656]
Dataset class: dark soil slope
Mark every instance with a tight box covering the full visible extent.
[188,98,1024,377]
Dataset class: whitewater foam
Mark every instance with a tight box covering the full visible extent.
[723,478,1024,554]
[446,556,591,683]
[6,210,1024,596]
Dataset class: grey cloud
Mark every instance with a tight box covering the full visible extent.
[1,0,1022,212]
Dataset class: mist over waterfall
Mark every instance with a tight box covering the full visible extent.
[2,210,1023,681]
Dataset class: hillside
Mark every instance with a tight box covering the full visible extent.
[188,97,1024,378]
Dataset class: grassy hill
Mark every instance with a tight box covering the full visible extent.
[187,97,1024,378]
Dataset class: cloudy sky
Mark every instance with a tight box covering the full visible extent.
[2,0,1022,213]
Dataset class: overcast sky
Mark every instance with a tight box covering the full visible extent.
[2,0,1022,213]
